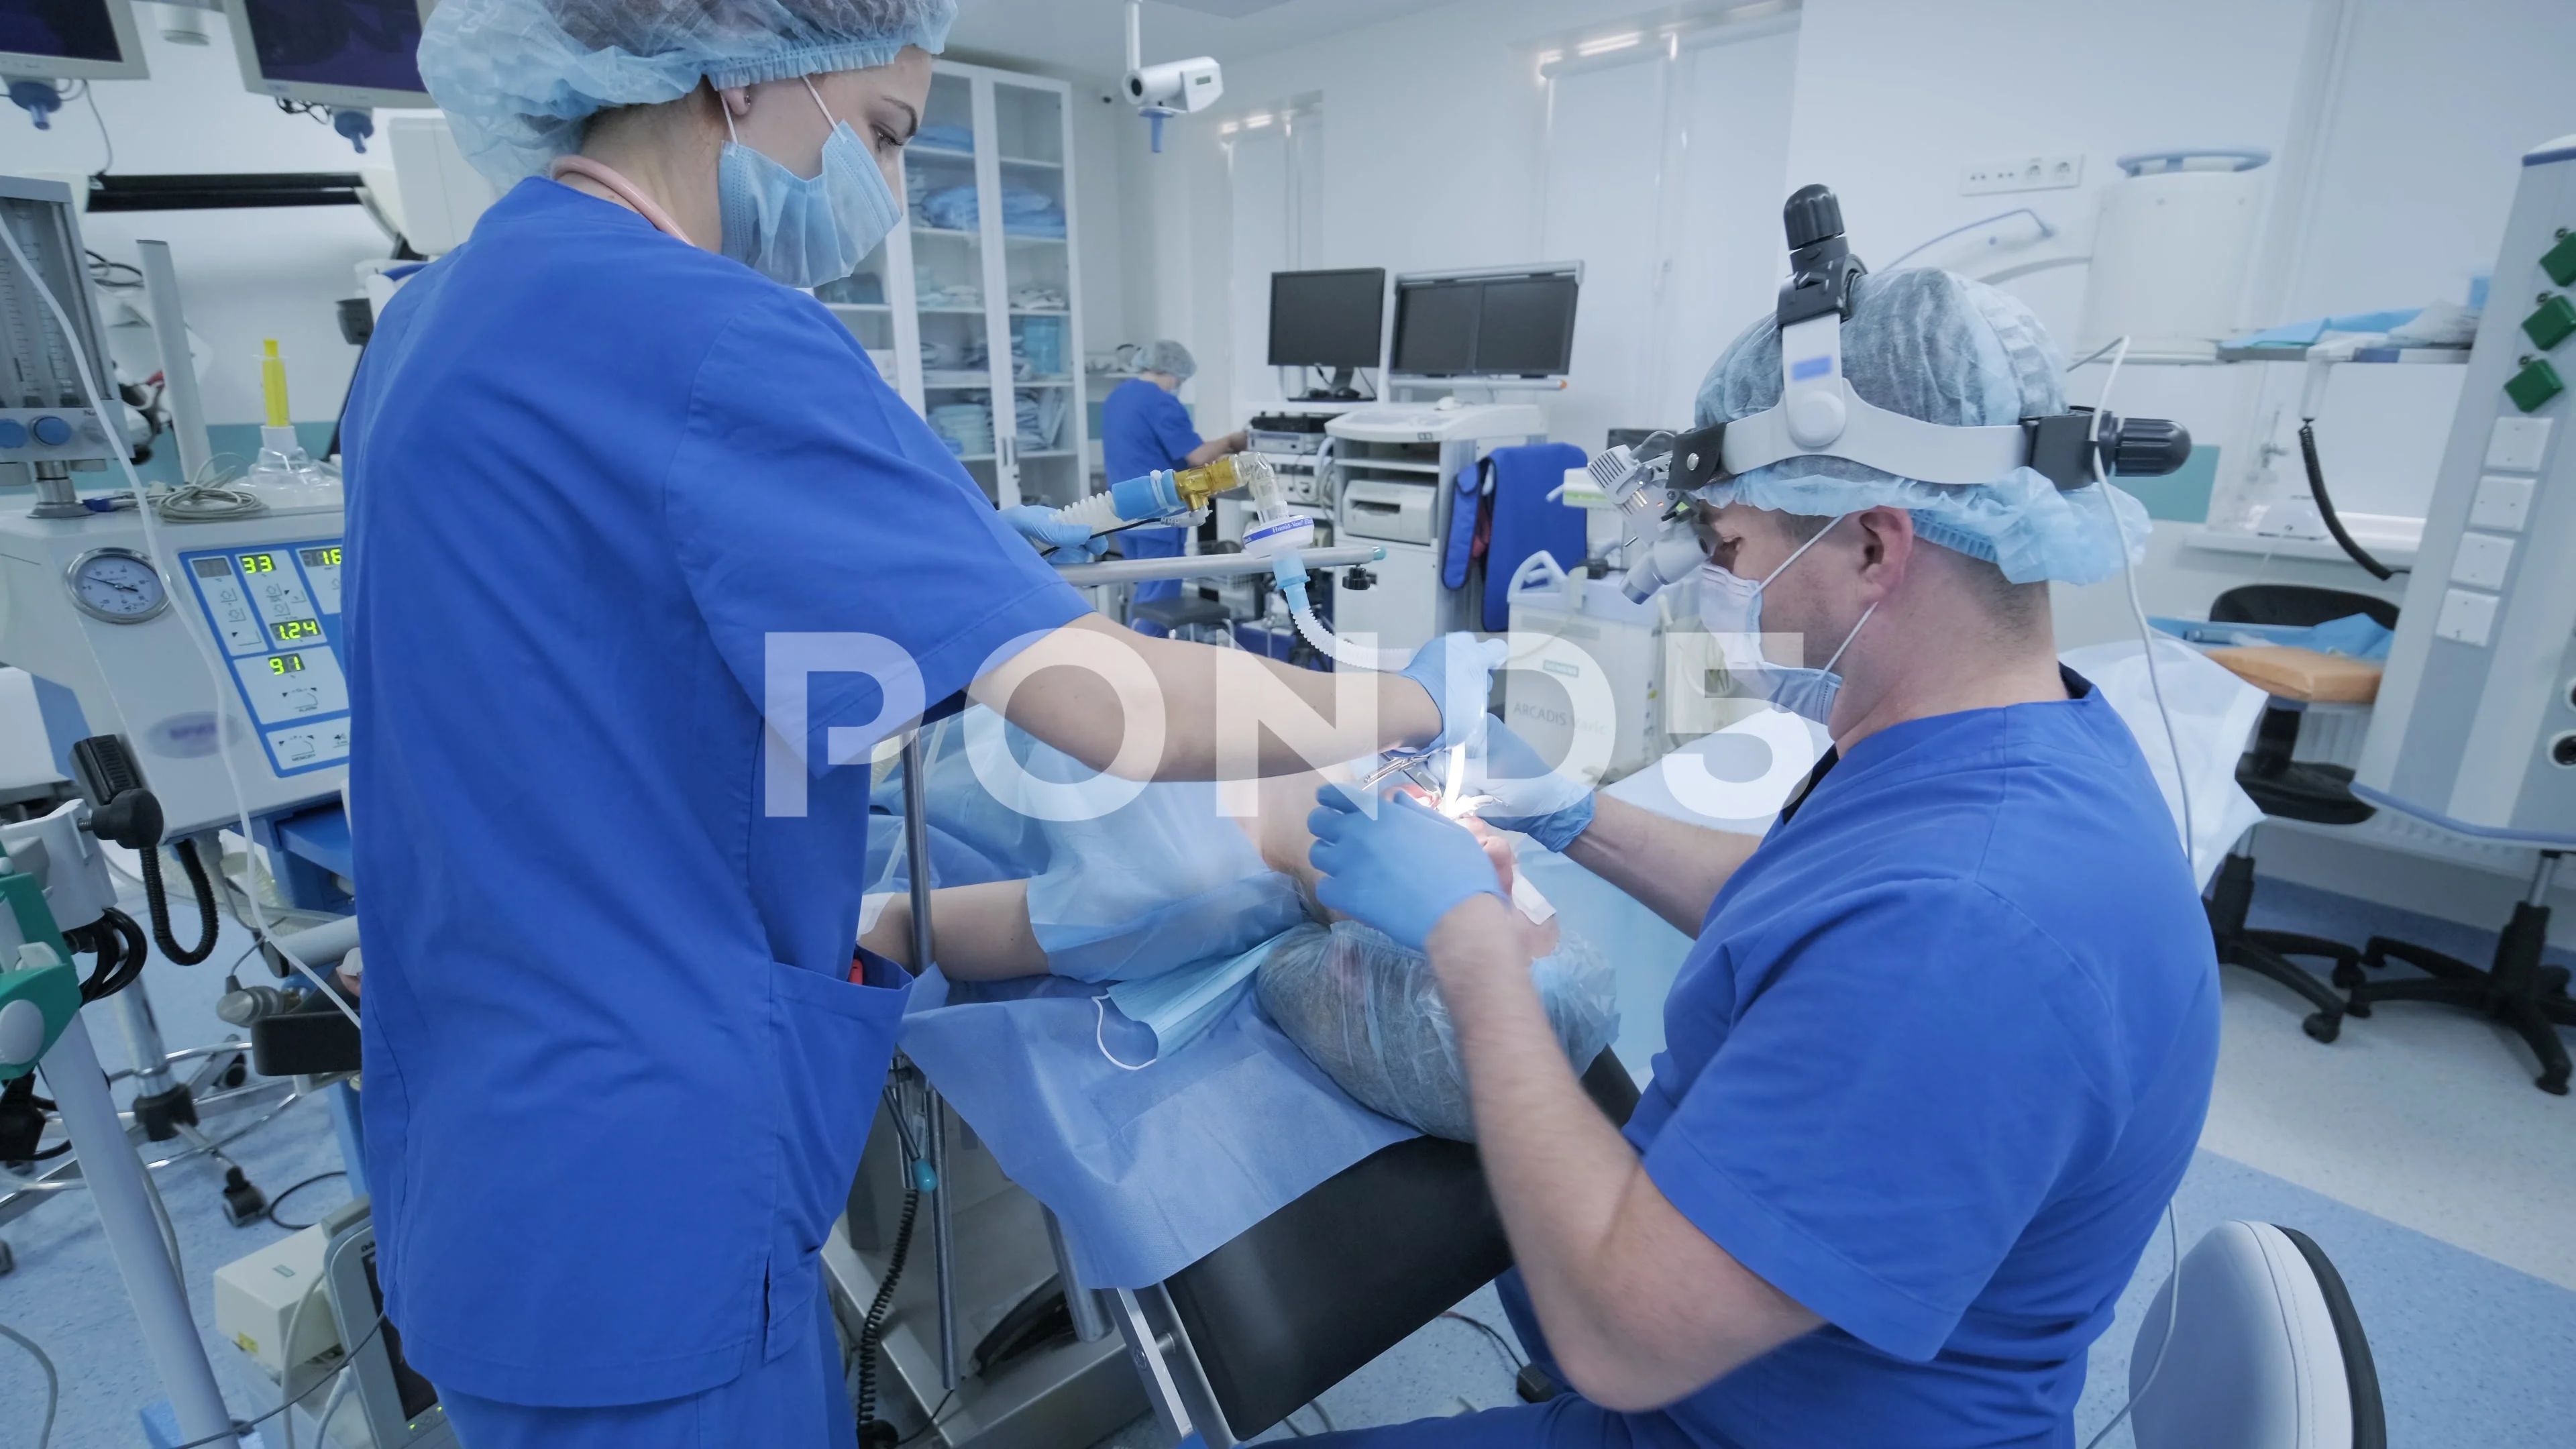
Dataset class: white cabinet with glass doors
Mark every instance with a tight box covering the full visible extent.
[819,61,1087,511]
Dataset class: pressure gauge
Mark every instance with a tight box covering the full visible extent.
[65,547,170,624]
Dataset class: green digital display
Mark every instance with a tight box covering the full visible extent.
[273,619,323,643]
[239,553,278,574]
[299,545,343,569]
[268,654,307,676]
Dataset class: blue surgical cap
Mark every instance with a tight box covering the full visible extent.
[1693,268,2151,586]
[420,0,958,188]
[1140,340,1198,381]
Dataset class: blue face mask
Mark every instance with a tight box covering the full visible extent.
[1097,933,1289,1069]
[717,78,903,288]
[1697,514,1877,727]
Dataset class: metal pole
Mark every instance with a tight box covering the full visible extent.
[1044,1208,1110,1343]
[41,1016,239,1448]
[928,1092,957,1391]
[896,729,958,1391]
[2528,851,2560,906]
[134,240,213,487]
[109,983,178,1102]
[1049,543,1381,588]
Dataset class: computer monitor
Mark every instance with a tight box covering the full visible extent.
[226,0,433,110]
[0,0,149,82]
[1390,266,1582,380]
[1267,268,1387,373]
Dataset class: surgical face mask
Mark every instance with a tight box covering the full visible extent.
[1096,933,1286,1069]
[717,78,904,288]
[1696,515,1877,727]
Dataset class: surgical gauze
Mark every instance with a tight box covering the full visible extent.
[1256,920,1619,1141]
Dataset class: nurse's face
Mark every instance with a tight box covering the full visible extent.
[731,46,934,195]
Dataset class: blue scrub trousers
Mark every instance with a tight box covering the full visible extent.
[1123,524,1188,637]
[441,1288,855,1449]
[1303,1274,1699,1448]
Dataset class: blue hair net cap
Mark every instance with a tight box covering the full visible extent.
[1139,340,1198,380]
[420,0,958,187]
[1692,268,2151,586]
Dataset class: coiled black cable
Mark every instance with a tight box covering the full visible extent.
[2298,421,2396,581]
[68,907,149,1003]
[855,1183,922,1442]
[139,838,220,965]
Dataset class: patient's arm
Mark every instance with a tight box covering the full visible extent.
[861,767,1557,977]
[859,880,1046,979]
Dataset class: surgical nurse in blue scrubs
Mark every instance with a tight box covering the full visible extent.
[1099,340,1248,635]
[1303,271,2222,1448]
[337,1,1501,1443]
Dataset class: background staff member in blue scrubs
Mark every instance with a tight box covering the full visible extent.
[1099,340,1248,635]
[343,3,1497,1444]
[1302,271,2222,1448]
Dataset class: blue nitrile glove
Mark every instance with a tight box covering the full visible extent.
[1003,504,1107,561]
[1307,784,1507,951]
[1469,714,1597,852]
[1398,632,1511,752]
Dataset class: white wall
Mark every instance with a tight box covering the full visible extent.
[1109,0,1684,438]
[10,25,409,429]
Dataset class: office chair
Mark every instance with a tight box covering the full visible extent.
[2343,851,2576,1094]
[2202,585,2398,1043]
[1128,592,1234,644]
[2129,1220,2385,1449]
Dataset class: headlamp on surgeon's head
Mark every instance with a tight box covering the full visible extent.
[1605,185,2194,602]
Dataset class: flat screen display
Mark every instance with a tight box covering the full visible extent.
[1267,268,1386,370]
[238,0,425,96]
[1390,280,1480,377]
[1474,275,1580,376]
[0,0,125,63]
[1391,270,1580,378]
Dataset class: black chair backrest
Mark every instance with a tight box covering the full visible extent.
[2209,585,2396,630]
[1163,1051,1640,1438]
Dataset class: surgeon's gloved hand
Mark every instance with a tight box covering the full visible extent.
[1003,505,1107,561]
[1307,785,1507,951]
[1398,633,1510,752]
[1468,715,1597,852]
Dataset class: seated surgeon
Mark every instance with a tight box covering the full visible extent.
[1301,268,2222,1446]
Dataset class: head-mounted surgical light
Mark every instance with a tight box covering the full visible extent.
[1611,185,2194,602]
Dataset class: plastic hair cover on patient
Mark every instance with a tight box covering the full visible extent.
[418,0,959,186]
[1257,920,1619,1142]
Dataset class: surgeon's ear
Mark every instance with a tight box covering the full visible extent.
[1852,506,1917,602]
[717,85,754,119]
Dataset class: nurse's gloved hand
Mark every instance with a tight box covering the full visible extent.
[1398,633,1510,752]
[1003,505,1107,561]
[1307,784,1507,951]
[1468,715,1597,853]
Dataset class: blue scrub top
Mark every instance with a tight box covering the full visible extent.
[340,178,1086,1407]
[1099,376,1203,569]
[1561,672,2219,1448]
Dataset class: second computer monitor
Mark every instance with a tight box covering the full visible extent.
[226,0,431,109]
[1390,266,1581,381]
[1268,267,1388,371]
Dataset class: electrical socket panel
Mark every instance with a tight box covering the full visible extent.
[1962,154,2084,196]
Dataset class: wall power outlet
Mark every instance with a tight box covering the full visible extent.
[1962,154,2084,195]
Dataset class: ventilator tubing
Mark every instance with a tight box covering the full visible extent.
[1051,451,1271,537]
[1273,553,1402,671]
